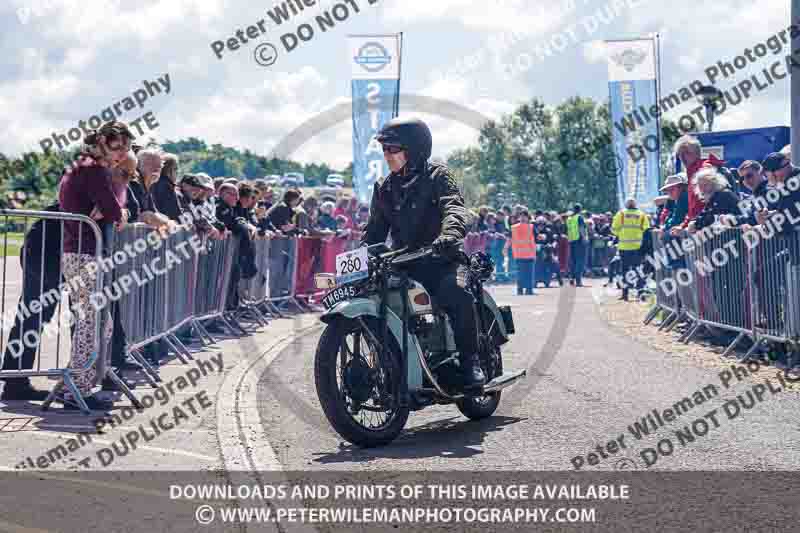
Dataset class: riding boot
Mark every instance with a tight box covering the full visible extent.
[460,352,486,391]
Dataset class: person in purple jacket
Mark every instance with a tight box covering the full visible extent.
[57,121,132,410]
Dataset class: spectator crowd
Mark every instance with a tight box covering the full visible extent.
[1,120,797,409]
[0,120,373,409]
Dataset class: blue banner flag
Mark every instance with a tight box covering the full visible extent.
[606,39,661,212]
[349,34,402,204]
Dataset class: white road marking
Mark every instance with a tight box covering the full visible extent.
[217,320,320,471]
[217,318,322,533]
[20,430,217,461]
[0,517,54,533]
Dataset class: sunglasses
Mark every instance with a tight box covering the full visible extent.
[382,145,404,154]
[106,140,130,152]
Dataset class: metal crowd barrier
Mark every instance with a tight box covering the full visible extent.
[589,237,612,275]
[744,229,800,364]
[266,236,299,311]
[294,233,363,306]
[643,234,681,329]
[645,224,800,366]
[194,233,236,324]
[677,227,752,348]
[1,215,395,414]
[0,209,138,414]
[236,232,364,320]
[237,236,278,322]
[107,225,194,386]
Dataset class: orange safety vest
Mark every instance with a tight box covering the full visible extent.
[511,223,536,259]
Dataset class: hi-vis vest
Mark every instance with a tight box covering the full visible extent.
[511,223,536,259]
[612,208,650,251]
[566,214,582,242]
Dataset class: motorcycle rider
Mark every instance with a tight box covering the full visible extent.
[362,117,486,392]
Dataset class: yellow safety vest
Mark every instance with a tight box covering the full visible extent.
[566,214,582,242]
[612,209,650,251]
[511,223,536,259]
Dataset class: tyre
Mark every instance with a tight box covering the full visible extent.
[456,343,503,420]
[314,317,409,447]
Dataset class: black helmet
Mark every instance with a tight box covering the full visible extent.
[376,117,432,170]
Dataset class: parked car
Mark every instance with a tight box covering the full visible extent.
[264,175,281,186]
[326,174,345,187]
[282,172,304,186]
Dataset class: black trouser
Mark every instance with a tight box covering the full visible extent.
[569,241,586,285]
[403,259,479,357]
[236,225,257,278]
[620,249,643,299]
[109,299,128,367]
[100,223,128,368]
[227,262,240,311]
[2,241,62,385]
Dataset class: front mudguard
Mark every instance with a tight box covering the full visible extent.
[480,289,511,344]
[320,298,424,390]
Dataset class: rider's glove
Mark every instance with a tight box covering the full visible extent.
[432,235,459,255]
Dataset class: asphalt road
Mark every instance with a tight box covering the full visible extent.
[3,279,800,475]
[251,284,800,472]
[3,280,800,532]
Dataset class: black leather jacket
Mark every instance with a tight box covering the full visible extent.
[362,162,469,250]
[694,189,740,230]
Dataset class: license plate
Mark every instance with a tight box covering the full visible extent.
[321,284,358,310]
[335,246,369,285]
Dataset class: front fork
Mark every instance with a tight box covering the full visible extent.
[471,280,491,361]
[377,270,410,409]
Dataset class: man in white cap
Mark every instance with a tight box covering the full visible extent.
[612,197,650,301]
[660,173,689,236]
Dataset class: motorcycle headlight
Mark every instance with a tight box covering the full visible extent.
[469,252,495,281]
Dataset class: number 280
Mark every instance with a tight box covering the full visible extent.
[339,257,362,274]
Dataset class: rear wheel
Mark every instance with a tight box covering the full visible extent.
[314,317,409,447]
[456,345,503,420]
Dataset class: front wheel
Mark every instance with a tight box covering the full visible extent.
[314,317,409,447]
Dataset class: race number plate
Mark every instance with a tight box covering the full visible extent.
[335,246,369,284]
[321,284,358,310]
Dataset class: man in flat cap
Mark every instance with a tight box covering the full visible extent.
[756,152,800,234]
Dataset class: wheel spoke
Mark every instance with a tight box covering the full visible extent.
[333,323,398,432]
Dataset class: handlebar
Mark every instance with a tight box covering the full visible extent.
[391,246,434,266]
[391,238,466,267]
[367,239,465,269]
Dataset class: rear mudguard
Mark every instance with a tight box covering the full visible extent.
[320,298,424,390]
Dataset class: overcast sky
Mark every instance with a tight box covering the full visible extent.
[0,0,793,170]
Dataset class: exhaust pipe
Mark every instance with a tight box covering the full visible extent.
[483,369,527,393]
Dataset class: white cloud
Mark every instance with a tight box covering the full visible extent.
[382,0,570,33]
[0,0,795,171]
[582,40,608,64]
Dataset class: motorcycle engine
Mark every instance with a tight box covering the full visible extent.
[433,359,463,392]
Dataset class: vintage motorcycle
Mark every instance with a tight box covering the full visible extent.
[313,242,526,447]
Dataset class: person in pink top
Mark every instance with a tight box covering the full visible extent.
[57,121,132,411]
